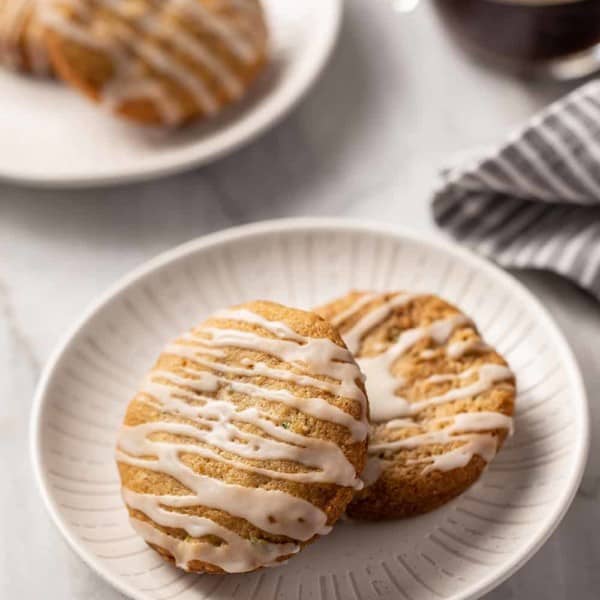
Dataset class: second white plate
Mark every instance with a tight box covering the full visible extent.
[0,0,341,187]
[31,219,588,600]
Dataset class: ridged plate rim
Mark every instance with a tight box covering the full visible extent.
[30,217,589,600]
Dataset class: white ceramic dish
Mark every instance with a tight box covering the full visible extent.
[0,0,341,188]
[31,219,589,600]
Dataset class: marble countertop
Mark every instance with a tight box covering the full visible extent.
[1,1,599,598]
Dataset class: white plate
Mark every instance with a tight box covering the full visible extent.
[0,0,341,188]
[31,219,589,600]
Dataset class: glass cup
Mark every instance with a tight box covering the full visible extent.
[432,0,600,79]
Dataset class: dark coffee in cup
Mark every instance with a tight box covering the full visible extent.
[433,0,600,67]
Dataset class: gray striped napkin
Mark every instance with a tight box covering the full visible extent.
[433,80,600,301]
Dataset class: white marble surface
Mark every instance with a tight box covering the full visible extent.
[1,1,600,598]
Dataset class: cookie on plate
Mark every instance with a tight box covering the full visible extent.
[43,0,269,125]
[316,291,515,520]
[116,300,368,573]
[0,0,52,75]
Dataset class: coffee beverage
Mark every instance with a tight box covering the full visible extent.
[434,0,600,67]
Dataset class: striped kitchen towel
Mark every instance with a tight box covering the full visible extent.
[433,80,600,301]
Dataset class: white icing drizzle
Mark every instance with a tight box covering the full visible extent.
[0,0,31,68]
[360,457,383,488]
[419,442,497,473]
[186,327,367,413]
[129,512,297,573]
[401,364,514,417]
[42,0,264,124]
[122,488,298,573]
[332,292,514,479]
[329,292,379,328]
[213,308,308,341]
[117,307,367,572]
[374,414,513,477]
[357,314,472,421]
[168,343,366,404]
[182,367,366,441]
[117,433,335,539]
[343,293,415,354]
[385,418,415,430]
[447,338,492,360]
[170,0,258,62]
[130,379,361,485]
[134,39,217,114]
[0,0,51,73]
[370,364,513,422]
[371,411,514,454]
[405,411,513,473]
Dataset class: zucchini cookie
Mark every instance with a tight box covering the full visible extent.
[116,300,369,573]
[316,291,515,520]
[0,0,52,75]
[43,0,269,125]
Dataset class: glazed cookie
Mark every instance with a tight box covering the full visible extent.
[0,0,52,75]
[116,300,368,573]
[43,0,268,125]
[316,291,515,520]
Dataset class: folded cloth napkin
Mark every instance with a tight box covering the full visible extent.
[433,80,600,301]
